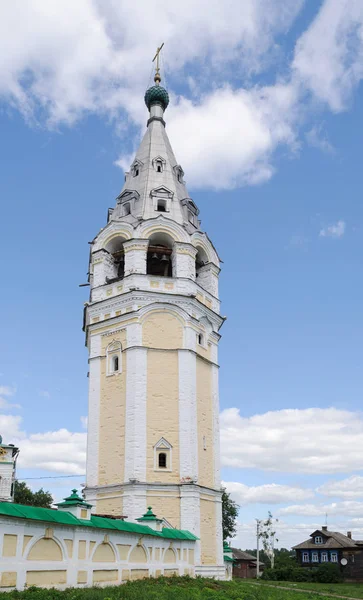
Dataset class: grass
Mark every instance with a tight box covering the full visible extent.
[249,579,363,599]
[4,576,353,600]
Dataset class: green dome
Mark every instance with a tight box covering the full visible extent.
[144,85,169,111]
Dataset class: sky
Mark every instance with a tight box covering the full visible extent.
[0,0,363,550]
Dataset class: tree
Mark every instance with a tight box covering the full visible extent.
[13,481,53,508]
[221,487,239,541]
[258,512,279,568]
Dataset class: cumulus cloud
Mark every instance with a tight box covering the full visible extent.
[220,407,363,474]
[280,501,363,518]
[0,386,20,410]
[293,0,363,112]
[0,414,86,475]
[319,220,346,238]
[317,475,363,499]
[0,1,362,189]
[223,481,314,506]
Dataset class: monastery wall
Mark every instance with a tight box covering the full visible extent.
[0,515,196,591]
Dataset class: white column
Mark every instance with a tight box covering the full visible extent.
[124,323,147,482]
[179,326,198,481]
[215,494,224,565]
[210,342,221,488]
[174,243,197,279]
[122,484,147,523]
[123,239,148,276]
[180,485,201,565]
[86,334,101,488]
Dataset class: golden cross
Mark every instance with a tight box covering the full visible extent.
[152,43,164,75]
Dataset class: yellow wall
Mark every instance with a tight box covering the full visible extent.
[164,548,176,563]
[98,329,127,487]
[146,493,180,529]
[0,572,17,588]
[3,534,17,557]
[22,536,32,555]
[93,543,116,562]
[129,545,147,563]
[64,539,73,558]
[130,569,148,580]
[117,544,131,560]
[200,497,217,564]
[92,570,118,583]
[77,571,87,584]
[26,571,66,586]
[143,312,183,349]
[196,358,214,487]
[78,541,86,560]
[146,350,180,483]
[96,494,123,515]
[28,538,63,561]
[122,569,130,581]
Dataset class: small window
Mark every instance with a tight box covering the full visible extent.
[302,552,309,563]
[321,552,328,562]
[158,453,167,468]
[312,552,319,563]
[197,333,204,346]
[331,552,338,563]
[157,163,162,173]
[157,199,166,212]
[134,168,139,177]
[112,355,119,372]
[315,536,323,544]
[123,202,131,216]
[350,554,355,563]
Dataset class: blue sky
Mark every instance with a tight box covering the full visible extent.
[0,0,363,549]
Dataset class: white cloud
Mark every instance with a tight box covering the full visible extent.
[220,407,363,474]
[319,220,346,238]
[0,414,86,475]
[38,390,51,399]
[293,0,363,112]
[280,501,363,518]
[223,481,314,506]
[306,125,335,154]
[317,475,363,499]
[0,385,20,410]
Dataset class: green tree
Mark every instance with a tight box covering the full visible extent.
[221,487,239,541]
[258,512,279,568]
[13,480,53,508]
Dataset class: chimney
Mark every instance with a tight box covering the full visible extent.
[322,526,328,532]
[347,531,352,539]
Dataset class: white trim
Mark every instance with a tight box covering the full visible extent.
[178,349,198,481]
[86,334,101,487]
[154,438,173,472]
[124,346,147,482]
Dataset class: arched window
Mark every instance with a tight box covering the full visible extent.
[104,236,126,283]
[157,199,166,212]
[195,247,208,279]
[147,233,173,278]
[158,453,167,468]
[197,333,204,346]
[106,341,122,376]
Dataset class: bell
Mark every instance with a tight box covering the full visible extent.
[151,253,159,261]
[160,254,169,262]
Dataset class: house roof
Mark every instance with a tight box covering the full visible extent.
[293,529,358,550]
[231,548,262,562]
[0,502,198,542]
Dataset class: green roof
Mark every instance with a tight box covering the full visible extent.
[224,555,235,563]
[56,489,92,509]
[136,506,162,523]
[0,502,198,541]
[144,85,169,111]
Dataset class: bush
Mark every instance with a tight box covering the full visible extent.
[261,562,343,584]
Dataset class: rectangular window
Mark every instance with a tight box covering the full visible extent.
[315,536,323,544]
[331,552,338,563]
[302,552,309,563]
[312,552,319,563]
[321,552,328,562]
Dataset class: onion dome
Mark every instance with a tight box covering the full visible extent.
[144,85,169,111]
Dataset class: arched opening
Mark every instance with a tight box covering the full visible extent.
[158,452,167,468]
[157,199,166,212]
[195,247,208,279]
[157,164,162,173]
[105,236,126,283]
[147,233,173,278]
[112,355,119,372]
[197,333,204,346]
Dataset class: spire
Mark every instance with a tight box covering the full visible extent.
[109,50,200,231]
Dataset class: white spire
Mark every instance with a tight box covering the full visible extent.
[110,76,200,232]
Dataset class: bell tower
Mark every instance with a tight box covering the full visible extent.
[83,56,225,577]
